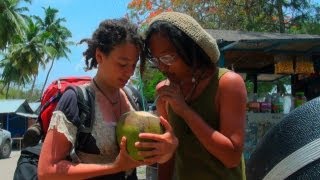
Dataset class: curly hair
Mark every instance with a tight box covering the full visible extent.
[80,18,145,74]
[144,21,215,71]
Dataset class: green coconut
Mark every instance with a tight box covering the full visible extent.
[116,111,164,161]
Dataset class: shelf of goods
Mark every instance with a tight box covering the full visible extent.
[244,112,285,161]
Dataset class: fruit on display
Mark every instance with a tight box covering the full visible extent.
[116,111,164,160]
[274,55,315,74]
[295,56,314,74]
[274,55,294,74]
[274,60,294,74]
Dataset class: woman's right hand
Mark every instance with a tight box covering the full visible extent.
[112,136,146,172]
[156,81,188,116]
[136,116,178,164]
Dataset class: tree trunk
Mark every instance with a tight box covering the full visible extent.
[276,0,285,33]
[29,74,37,97]
[41,58,55,96]
[5,82,10,99]
[0,83,6,94]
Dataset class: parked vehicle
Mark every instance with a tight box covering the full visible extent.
[0,124,12,159]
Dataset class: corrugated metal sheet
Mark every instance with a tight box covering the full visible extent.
[16,112,38,118]
[29,102,41,114]
[0,99,27,113]
[206,29,320,42]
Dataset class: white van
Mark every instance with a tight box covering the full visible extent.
[0,123,12,159]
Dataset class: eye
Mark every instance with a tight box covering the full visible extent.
[119,63,128,67]
[160,55,175,64]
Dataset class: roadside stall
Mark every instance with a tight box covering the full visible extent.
[207,30,320,160]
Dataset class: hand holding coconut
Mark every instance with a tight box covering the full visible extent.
[116,111,178,164]
[112,136,145,171]
[136,116,178,164]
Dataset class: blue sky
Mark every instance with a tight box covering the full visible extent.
[23,0,320,90]
[24,0,131,89]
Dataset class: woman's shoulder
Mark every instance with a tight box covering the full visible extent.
[55,89,81,126]
[219,69,244,83]
[218,70,246,94]
[56,89,78,110]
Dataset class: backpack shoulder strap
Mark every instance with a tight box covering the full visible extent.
[123,86,139,111]
[75,85,95,133]
[68,85,95,163]
[21,143,42,157]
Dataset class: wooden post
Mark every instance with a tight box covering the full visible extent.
[253,74,258,93]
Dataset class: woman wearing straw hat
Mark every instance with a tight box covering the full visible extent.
[142,12,247,180]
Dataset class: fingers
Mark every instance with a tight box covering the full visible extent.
[157,84,185,105]
[138,148,159,158]
[138,117,172,141]
[157,84,178,96]
[138,133,163,142]
[142,152,172,164]
[135,141,166,158]
[135,141,158,150]
[159,116,173,132]
[120,136,127,151]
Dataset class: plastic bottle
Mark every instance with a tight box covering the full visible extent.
[248,93,260,113]
[146,104,159,180]
[272,93,284,113]
[283,94,293,114]
[260,94,272,113]
[294,92,307,108]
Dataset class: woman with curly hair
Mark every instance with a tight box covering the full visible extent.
[38,18,178,180]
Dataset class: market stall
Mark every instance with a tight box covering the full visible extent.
[207,30,320,160]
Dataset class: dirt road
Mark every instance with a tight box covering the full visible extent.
[0,150,20,180]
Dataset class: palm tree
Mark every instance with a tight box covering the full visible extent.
[33,7,72,95]
[9,17,56,97]
[0,53,32,98]
[0,0,31,50]
[0,17,54,98]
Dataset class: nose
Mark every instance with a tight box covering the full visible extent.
[157,62,168,72]
[124,65,135,77]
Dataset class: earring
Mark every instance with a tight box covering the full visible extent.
[192,77,196,83]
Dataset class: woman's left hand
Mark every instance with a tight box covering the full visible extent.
[135,116,178,164]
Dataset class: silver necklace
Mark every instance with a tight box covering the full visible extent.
[183,78,199,103]
[182,70,206,103]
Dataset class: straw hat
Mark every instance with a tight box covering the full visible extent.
[149,11,220,63]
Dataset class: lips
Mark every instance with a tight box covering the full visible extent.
[165,73,178,83]
[119,78,128,85]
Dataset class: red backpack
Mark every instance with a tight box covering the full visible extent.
[39,76,93,138]
[18,76,143,179]
[17,77,142,179]
[24,76,143,149]
[38,76,144,139]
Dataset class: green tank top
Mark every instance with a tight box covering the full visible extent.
[168,68,246,180]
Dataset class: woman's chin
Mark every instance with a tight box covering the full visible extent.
[119,81,128,87]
